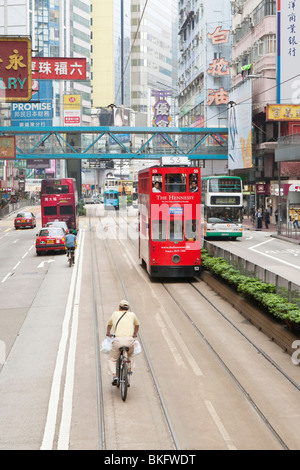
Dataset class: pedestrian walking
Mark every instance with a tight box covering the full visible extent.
[265,208,270,229]
[256,208,262,229]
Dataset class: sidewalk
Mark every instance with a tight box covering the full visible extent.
[242,217,300,245]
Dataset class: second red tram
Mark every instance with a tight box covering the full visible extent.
[138,163,201,277]
[41,178,79,231]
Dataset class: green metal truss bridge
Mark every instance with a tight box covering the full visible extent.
[0,125,228,162]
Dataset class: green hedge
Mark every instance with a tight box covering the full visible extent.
[201,250,300,327]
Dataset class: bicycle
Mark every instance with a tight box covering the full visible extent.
[67,248,75,267]
[116,346,131,401]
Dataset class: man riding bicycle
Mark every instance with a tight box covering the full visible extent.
[106,300,140,386]
[65,229,77,261]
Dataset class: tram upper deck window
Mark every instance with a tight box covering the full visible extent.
[165,173,186,193]
[189,175,199,192]
[152,174,162,192]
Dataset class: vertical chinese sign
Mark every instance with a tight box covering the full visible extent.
[0,37,32,102]
[277,1,300,104]
[206,27,230,110]
[0,136,15,160]
[63,95,81,126]
[152,90,172,127]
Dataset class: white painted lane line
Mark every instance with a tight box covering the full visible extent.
[57,231,85,450]
[22,252,28,259]
[205,400,237,450]
[13,261,21,270]
[249,238,300,270]
[40,230,83,450]
[1,273,11,283]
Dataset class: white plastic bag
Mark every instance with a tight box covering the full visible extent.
[134,339,142,355]
[100,336,113,354]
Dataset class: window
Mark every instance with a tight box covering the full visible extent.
[44,206,57,216]
[169,219,183,241]
[189,174,199,192]
[185,219,199,241]
[152,220,167,241]
[165,173,186,192]
[46,185,69,194]
[60,205,73,215]
[152,174,162,192]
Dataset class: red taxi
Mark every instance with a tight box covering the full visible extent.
[14,212,36,229]
[36,227,66,255]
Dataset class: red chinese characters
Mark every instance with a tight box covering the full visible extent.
[32,58,87,80]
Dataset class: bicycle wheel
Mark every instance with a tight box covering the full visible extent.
[120,361,128,401]
[68,254,72,267]
[116,356,121,388]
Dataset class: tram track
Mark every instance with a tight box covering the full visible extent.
[116,208,300,449]
[88,212,179,450]
[86,207,300,449]
[161,281,291,450]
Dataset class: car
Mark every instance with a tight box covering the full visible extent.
[45,220,69,234]
[84,197,95,204]
[36,227,66,255]
[14,212,36,229]
[92,196,101,204]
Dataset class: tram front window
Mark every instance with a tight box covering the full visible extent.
[169,219,183,241]
[152,220,167,241]
[165,173,186,193]
[185,219,198,241]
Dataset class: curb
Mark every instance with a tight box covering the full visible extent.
[201,270,299,356]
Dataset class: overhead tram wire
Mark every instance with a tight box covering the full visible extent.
[204,72,300,129]
[114,0,149,104]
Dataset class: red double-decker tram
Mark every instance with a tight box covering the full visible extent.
[138,159,201,277]
[41,178,79,231]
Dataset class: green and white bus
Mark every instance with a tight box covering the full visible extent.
[201,176,243,240]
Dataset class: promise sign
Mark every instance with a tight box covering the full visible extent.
[0,37,32,102]
[0,136,16,160]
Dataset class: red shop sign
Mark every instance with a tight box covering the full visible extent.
[32,57,87,80]
[0,37,32,102]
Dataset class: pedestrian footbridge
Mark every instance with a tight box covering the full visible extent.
[0,125,228,161]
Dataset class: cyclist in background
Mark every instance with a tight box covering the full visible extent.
[106,300,140,386]
[65,229,77,261]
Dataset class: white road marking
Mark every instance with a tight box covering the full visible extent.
[1,272,11,283]
[205,400,237,450]
[249,238,300,270]
[37,259,55,269]
[13,261,21,270]
[155,311,187,369]
[40,230,84,450]
[22,251,28,259]
[58,231,85,450]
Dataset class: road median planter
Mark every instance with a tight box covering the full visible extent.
[200,250,300,356]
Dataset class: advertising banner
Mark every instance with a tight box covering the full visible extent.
[228,80,253,170]
[63,94,81,126]
[32,57,86,81]
[11,80,53,127]
[0,136,16,160]
[0,37,32,102]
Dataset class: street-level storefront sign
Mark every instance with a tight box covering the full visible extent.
[0,136,16,160]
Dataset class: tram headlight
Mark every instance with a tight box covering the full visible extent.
[172,254,181,264]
